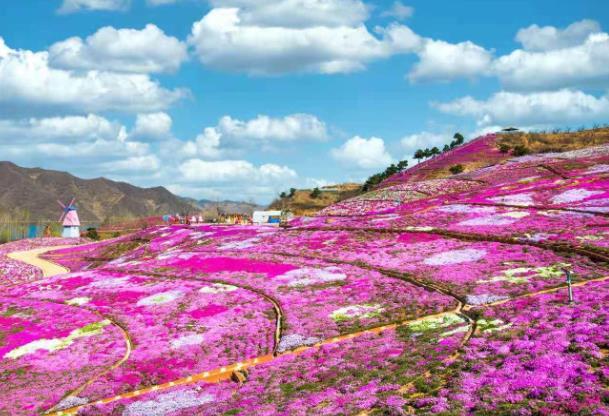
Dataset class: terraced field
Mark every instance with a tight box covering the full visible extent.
[3,141,609,415]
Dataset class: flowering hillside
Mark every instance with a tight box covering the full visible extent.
[3,142,609,415]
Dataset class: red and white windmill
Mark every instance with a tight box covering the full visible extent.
[58,197,80,238]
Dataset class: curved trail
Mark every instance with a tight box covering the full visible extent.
[14,235,609,415]
[7,245,75,278]
[5,246,134,416]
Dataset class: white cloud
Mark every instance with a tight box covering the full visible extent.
[381,1,414,20]
[0,37,187,114]
[131,112,173,140]
[58,0,130,14]
[217,114,328,142]
[516,19,601,51]
[179,113,329,159]
[208,0,369,28]
[188,7,421,75]
[493,32,609,90]
[49,25,187,74]
[400,131,448,154]
[0,114,123,143]
[101,155,161,172]
[331,136,393,169]
[408,39,493,82]
[434,89,609,126]
[178,159,297,183]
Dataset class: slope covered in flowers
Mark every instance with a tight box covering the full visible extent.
[2,142,609,415]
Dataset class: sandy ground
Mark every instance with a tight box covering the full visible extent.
[7,245,74,277]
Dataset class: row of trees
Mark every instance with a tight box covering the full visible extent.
[279,188,297,200]
[413,133,465,163]
[362,160,409,192]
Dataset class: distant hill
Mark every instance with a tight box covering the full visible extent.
[0,162,195,223]
[381,126,609,187]
[268,183,362,215]
[185,198,263,215]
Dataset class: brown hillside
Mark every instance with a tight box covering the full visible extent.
[0,162,196,223]
[269,184,361,215]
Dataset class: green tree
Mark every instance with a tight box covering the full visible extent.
[431,146,440,157]
[453,132,465,145]
[289,188,297,197]
[279,191,287,199]
[414,149,424,163]
[397,160,408,171]
[310,187,321,198]
[449,164,464,174]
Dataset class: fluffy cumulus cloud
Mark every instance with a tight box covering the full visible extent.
[130,112,173,140]
[49,25,187,73]
[58,0,130,14]
[409,39,493,82]
[434,89,609,126]
[331,136,393,170]
[178,159,297,183]
[208,0,370,28]
[493,31,609,91]
[180,113,328,159]
[400,131,449,155]
[0,113,156,178]
[381,1,414,20]
[101,155,161,172]
[515,19,601,51]
[0,114,124,143]
[188,1,422,75]
[0,37,187,114]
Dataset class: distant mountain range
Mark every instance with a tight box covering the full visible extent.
[0,162,257,223]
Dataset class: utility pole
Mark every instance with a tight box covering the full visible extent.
[563,268,574,304]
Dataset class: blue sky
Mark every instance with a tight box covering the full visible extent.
[1,0,608,203]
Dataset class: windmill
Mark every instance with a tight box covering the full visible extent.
[58,198,81,238]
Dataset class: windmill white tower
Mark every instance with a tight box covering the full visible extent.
[58,198,81,238]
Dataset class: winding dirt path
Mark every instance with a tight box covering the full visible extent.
[7,246,74,278]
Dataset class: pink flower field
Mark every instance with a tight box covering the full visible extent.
[2,142,609,415]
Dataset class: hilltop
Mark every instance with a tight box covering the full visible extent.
[268,183,362,215]
[382,126,609,186]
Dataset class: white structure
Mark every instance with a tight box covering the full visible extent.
[252,210,282,225]
[58,198,80,238]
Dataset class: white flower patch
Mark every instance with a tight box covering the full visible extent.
[586,164,609,174]
[370,214,401,223]
[457,215,517,227]
[488,193,535,206]
[170,334,205,349]
[277,334,321,352]
[423,249,486,266]
[199,283,238,294]
[466,294,509,305]
[123,390,214,416]
[407,313,463,332]
[405,226,435,232]
[217,238,260,250]
[277,267,347,287]
[4,320,111,359]
[500,211,530,219]
[330,304,383,322]
[523,233,555,242]
[437,205,496,214]
[137,290,183,307]
[552,189,604,205]
[86,276,131,289]
[65,297,91,306]
[55,396,89,411]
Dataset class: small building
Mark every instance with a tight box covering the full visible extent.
[252,210,282,225]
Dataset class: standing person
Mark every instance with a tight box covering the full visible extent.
[43,224,52,238]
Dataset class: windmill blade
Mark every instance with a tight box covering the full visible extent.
[57,200,66,209]
[68,197,76,207]
[59,211,66,222]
